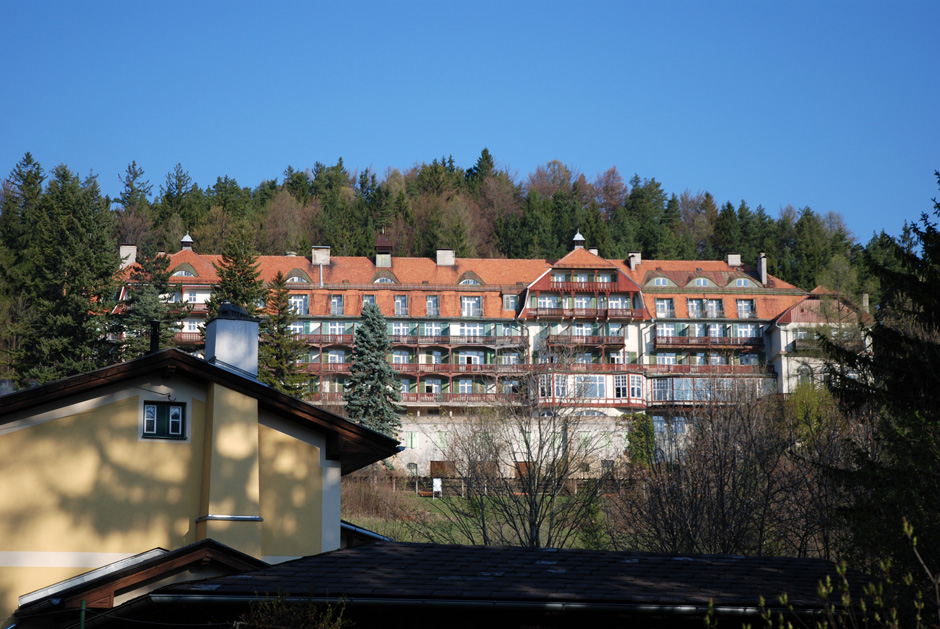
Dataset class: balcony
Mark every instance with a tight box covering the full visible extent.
[607,308,646,319]
[653,334,763,349]
[654,309,677,319]
[174,332,203,344]
[301,362,352,373]
[549,281,616,292]
[399,392,525,405]
[645,364,775,376]
[548,334,625,346]
[688,310,725,319]
[529,307,645,319]
[295,333,355,345]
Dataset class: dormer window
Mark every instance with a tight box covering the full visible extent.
[735,278,752,288]
[459,278,480,285]
[654,277,668,287]
[694,278,708,287]
[375,277,395,284]
[171,263,197,277]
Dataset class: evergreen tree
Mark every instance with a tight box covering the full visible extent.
[465,148,495,194]
[205,229,266,320]
[259,271,308,396]
[12,165,120,386]
[343,303,402,437]
[829,171,940,584]
[116,245,188,359]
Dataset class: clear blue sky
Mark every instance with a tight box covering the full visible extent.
[3,1,937,244]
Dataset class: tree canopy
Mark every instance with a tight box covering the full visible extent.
[343,303,402,437]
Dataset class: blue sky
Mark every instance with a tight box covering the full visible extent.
[3,1,937,244]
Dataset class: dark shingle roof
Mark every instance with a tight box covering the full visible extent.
[159,542,859,612]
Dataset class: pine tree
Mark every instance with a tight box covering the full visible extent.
[259,271,309,396]
[205,229,266,320]
[343,303,402,437]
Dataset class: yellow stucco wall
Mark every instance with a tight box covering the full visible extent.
[0,391,207,622]
[259,423,323,558]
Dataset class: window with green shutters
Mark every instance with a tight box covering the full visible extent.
[143,402,186,440]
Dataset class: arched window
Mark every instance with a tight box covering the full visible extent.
[171,263,197,277]
[797,364,814,386]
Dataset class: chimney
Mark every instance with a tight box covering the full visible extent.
[181,234,194,251]
[727,253,742,267]
[861,293,870,314]
[588,248,599,256]
[205,302,259,377]
[312,246,330,287]
[119,244,137,269]
[573,231,585,250]
[436,249,455,266]
[375,234,393,268]
[758,252,768,286]
[627,252,642,271]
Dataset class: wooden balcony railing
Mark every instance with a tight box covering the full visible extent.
[294,333,355,345]
[549,281,616,292]
[529,307,645,319]
[645,364,775,376]
[653,335,763,349]
[547,334,625,346]
[174,332,203,343]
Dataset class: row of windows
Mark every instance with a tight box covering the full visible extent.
[657,323,761,338]
[535,294,634,309]
[538,374,643,399]
[288,295,517,317]
[655,298,756,318]
[653,353,760,365]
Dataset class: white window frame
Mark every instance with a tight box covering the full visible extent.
[426,295,440,316]
[394,295,408,316]
[461,296,482,317]
[330,295,344,315]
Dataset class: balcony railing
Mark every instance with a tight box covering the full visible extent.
[529,307,645,319]
[398,392,525,404]
[654,309,677,319]
[654,335,763,349]
[295,333,354,345]
[645,364,774,376]
[548,334,625,346]
[174,332,203,343]
[688,310,726,319]
[549,281,616,292]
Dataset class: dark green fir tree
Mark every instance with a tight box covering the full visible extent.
[205,229,266,320]
[343,303,402,437]
[12,165,120,386]
[259,271,309,397]
[116,245,189,359]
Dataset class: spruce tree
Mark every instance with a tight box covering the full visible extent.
[12,165,120,386]
[205,229,266,320]
[116,245,189,359]
[259,271,308,396]
[343,303,402,437]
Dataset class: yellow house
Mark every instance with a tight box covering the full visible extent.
[0,304,399,622]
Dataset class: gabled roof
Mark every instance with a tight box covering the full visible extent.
[549,247,618,270]
[15,539,265,617]
[0,349,399,474]
[92,542,866,628]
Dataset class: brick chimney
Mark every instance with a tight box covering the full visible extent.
[205,303,259,378]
